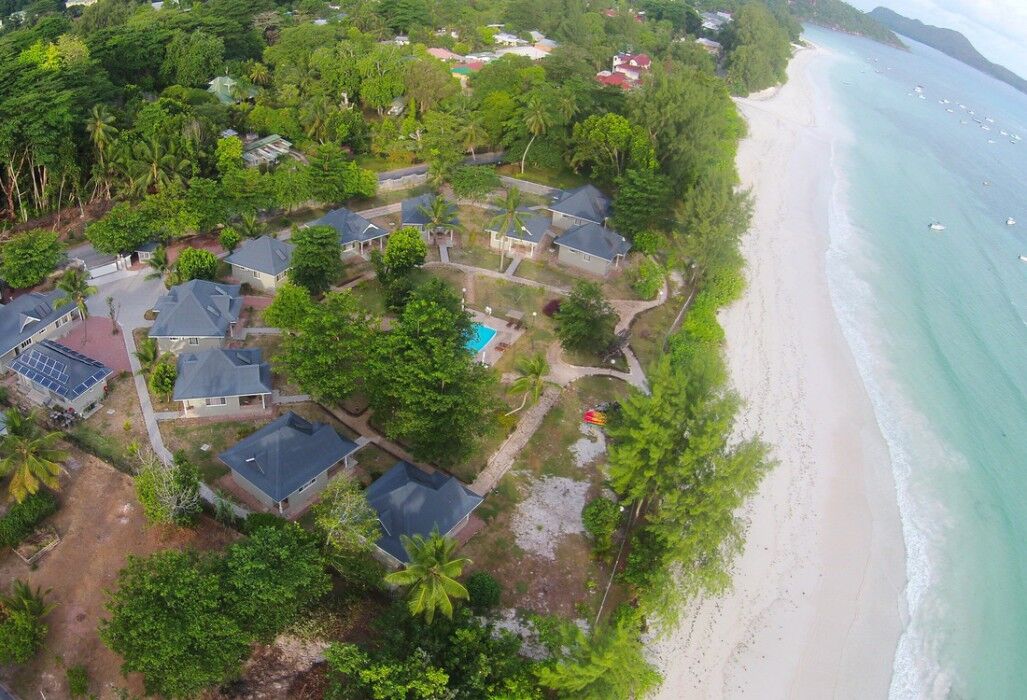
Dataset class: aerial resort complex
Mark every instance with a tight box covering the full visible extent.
[2,0,1021,696]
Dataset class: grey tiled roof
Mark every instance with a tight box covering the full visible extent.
[486,210,551,244]
[10,340,112,402]
[173,348,271,401]
[0,291,77,357]
[150,280,242,339]
[401,193,434,226]
[549,184,610,223]
[224,236,294,276]
[366,461,483,563]
[309,207,384,245]
[554,222,631,262]
[219,412,358,502]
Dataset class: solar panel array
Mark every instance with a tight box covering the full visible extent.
[11,343,110,400]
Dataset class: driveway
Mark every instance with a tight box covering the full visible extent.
[85,273,166,331]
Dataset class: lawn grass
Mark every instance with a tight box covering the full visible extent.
[469,276,548,317]
[161,418,267,482]
[629,292,681,373]
[513,258,578,290]
[349,278,388,316]
[497,163,587,190]
[449,244,505,272]
[601,256,644,301]
[353,443,395,484]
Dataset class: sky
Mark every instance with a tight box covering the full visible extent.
[848,0,1027,78]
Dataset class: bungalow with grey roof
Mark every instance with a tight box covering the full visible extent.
[486,211,551,257]
[365,461,483,566]
[242,134,293,168]
[553,221,631,275]
[547,184,611,230]
[10,340,111,415]
[0,290,80,370]
[149,280,242,354]
[173,348,272,418]
[224,236,294,291]
[219,411,360,516]
[401,193,458,243]
[308,207,389,256]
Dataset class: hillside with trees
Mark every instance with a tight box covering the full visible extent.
[870,6,1027,94]
[792,0,904,48]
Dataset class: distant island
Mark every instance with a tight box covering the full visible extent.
[870,7,1027,95]
[791,0,905,48]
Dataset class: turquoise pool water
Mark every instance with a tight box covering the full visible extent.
[466,323,497,353]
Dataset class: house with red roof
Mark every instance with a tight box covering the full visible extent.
[595,52,652,90]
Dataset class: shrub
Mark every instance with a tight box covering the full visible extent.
[148,361,177,402]
[0,609,47,663]
[0,491,58,549]
[243,512,288,534]
[631,230,663,255]
[582,497,621,554]
[219,227,241,252]
[466,571,502,612]
[449,165,501,200]
[66,665,89,698]
[542,298,562,317]
[174,247,219,282]
[632,259,665,301]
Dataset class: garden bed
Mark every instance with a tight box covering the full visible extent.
[13,526,60,565]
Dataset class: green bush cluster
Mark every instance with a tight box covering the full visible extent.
[0,491,58,549]
[449,165,501,200]
[466,571,502,612]
[632,258,666,301]
[581,497,621,554]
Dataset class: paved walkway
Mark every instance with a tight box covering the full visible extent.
[319,405,434,473]
[439,244,450,263]
[425,260,567,296]
[504,255,523,278]
[470,385,561,495]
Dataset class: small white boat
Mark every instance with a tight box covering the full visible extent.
[986,117,995,123]
[946,109,954,113]
[928,222,946,231]
[1007,218,1016,226]
[959,104,966,109]
[1020,255,1027,263]
[988,139,997,144]
[984,180,992,186]
[1001,130,1009,136]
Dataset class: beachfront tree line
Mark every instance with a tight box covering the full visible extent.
[0,0,795,695]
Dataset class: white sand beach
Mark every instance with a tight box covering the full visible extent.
[650,46,908,698]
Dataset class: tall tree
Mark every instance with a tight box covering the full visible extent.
[519,92,552,174]
[100,551,251,698]
[0,229,61,289]
[274,291,376,404]
[56,268,97,339]
[489,188,525,271]
[554,281,617,355]
[288,224,342,295]
[367,280,495,465]
[384,531,470,624]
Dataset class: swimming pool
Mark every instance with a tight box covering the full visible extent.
[465,323,498,354]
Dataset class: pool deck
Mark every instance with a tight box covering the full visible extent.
[467,309,523,366]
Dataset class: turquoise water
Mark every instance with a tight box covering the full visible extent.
[805,26,1027,698]
[466,323,497,353]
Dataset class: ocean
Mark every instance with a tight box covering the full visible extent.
[803,25,1027,699]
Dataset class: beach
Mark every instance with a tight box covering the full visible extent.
[651,46,908,698]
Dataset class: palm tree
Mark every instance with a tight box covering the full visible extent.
[384,531,470,623]
[520,92,552,174]
[1,580,56,620]
[2,408,38,440]
[56,269,97,341]
[145,245,170,284]
[249,61,271,86]
[85,105,118,166]
[506,354,549,415]
[461,118,487,160]
[129,138,190,194]
[237,211,263,239]
[133,336,160,373]
[418,196,458,244]
[0,428,68,503]
[301,96,332,143]
[489,189,525,271]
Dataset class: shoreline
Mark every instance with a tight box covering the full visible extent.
[651,45,908,697]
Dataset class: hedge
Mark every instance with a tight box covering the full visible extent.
[0,491,58,549]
